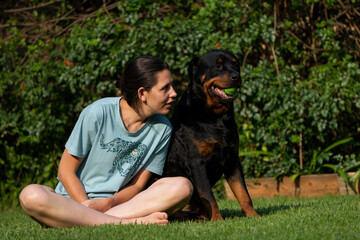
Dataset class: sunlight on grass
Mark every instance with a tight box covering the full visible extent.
[1,195,359,240]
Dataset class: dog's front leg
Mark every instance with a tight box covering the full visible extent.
[191,165,224,221]
[225,166,260,217]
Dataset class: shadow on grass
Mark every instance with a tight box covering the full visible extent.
[168,203,304,223]
[221,203,304,218]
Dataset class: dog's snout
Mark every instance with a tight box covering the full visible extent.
[231,73,240,81]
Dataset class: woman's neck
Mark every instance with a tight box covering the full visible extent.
[119,98,148,133]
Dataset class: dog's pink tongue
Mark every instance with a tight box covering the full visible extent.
[214,87,227,97]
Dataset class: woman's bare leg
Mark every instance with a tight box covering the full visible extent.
[19,184,168,228]
[105,177,193,219]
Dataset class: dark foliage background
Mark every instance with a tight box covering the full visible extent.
[1,0,359,207]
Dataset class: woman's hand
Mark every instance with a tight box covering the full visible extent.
[82,169,152,212]
[81,197,114,212]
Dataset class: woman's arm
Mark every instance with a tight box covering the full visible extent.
[113,168,152,203]
[57,148,88,203]
[81,168,152,212]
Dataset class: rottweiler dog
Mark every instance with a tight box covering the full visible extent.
[162,49,259,221]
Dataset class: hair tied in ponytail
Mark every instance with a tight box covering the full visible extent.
[116,74,125,89]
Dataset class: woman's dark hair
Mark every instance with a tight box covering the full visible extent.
[116,56,170,111]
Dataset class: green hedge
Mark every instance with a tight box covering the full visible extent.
[1,0,359,206]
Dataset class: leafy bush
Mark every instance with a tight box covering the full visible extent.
[1,0,359,207]
[237,55,360,179]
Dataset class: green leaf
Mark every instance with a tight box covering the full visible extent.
[336,169,349,183]
[239,151,276,157]
[322,163,336,170]
[323,137,353,153]
[290,173,301,181]
[349,170,360,184]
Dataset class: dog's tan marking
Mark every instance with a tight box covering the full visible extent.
[200,74,206,84]
[203,73,232,114]
[194,139,219,157]
[197,188,224,221]
[232,58,237,63]
[217,58,223,63]
[227,173,260,217]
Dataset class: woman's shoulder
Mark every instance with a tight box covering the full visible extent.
[149,114,172,130]
[83,97,119,111]
[80,97,121,118]
[88,97,121,108]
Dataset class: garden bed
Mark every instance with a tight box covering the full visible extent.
[225,173,359,200]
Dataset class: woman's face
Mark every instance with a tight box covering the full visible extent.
[143,69,177,115]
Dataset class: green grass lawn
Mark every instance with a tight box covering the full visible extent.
[1,195,359,240]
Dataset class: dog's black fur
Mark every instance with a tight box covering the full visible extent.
[162,49,259,221]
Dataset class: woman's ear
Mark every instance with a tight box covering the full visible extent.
[138,87,147,103]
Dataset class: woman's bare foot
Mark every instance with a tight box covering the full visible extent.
[121,212,168,225]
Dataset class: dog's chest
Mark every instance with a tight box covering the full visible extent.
[193,138,220,158]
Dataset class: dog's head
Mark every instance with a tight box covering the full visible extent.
[187,49,241,114]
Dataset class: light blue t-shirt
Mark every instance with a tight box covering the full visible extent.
[55,97,172,199]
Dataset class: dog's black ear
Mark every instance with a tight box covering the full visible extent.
[187,56,199,82]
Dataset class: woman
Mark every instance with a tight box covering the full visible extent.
[19,56,193,227]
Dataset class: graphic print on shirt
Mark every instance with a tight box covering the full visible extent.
[100,135,147,176]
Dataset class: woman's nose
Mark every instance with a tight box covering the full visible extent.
[170,86,177,98]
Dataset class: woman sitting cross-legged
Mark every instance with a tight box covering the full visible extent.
[19,56,193,228]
